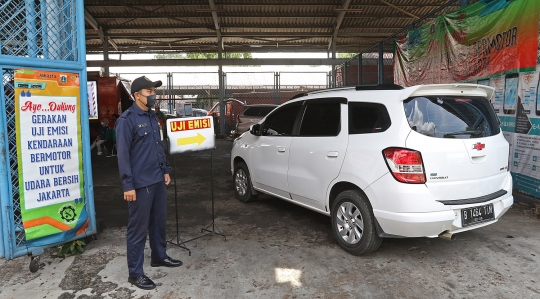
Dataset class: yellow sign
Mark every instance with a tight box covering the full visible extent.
[176,132,206,146]
[166,116,215,154]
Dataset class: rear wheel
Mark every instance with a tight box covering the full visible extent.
[234,162,257,203]
[331,190,382,255]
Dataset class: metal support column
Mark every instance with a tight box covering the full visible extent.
[25,0,38,58]
[331,38,337,88]
[217,36,226,136]
[378,42,384,84]
[167,72,173,114]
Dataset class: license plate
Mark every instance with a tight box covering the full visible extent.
[461,203,495,227]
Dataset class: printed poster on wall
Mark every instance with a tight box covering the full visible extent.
[395,0,540,86]
[15,69,88,243]
[87,81,98,120]
[480,65,540,198]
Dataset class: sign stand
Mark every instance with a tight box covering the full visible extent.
[166,153,192,255]
[165,116,225,255]
[199,150,225,238]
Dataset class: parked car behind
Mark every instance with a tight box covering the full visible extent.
[231,83,513,255]
[233,104,278,136]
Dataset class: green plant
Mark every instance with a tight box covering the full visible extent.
[57,239,86,256]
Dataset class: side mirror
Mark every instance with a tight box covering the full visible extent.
[250,124,261,136]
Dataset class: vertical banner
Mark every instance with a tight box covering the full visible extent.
[14,69,87,242]
[395,0,540,86]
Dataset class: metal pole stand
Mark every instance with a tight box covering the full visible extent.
[200,150,226,239]
[167,147,225,254]
[182,149,226,244]
[166,154,192,255]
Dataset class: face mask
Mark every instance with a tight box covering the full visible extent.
[144,94,156,108]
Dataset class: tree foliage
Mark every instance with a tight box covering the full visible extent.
[155,52,252,59]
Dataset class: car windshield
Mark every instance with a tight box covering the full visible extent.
[403,96,500,138]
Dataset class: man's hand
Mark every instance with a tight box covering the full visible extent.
[124,190,136,201]
[164,174,171,186]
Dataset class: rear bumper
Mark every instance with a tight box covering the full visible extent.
[373,194,513,238]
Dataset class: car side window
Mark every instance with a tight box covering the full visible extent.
[349,103,391,134]
[299,102,341,136]
[262,103,301,136]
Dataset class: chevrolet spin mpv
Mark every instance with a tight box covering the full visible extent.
[231,84,513,255]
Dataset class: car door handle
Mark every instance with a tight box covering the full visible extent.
[327,151,338,157]
[277,147,286,153]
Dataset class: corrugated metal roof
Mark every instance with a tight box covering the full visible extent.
[84,0,462,54]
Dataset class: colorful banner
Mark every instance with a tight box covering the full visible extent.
[394,0,539,86]
[15,69,88,242]
[480,65,540,199]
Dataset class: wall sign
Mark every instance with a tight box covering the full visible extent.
[394,0,540,86]
[166,116,215,154]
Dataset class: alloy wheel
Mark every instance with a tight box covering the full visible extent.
[335,201,364,244]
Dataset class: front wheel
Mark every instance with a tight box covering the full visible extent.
[331,190,382,255]
[233,162,257,203]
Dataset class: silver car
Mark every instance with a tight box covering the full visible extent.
[234,104,277,135]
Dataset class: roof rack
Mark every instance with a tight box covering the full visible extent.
[355,84,404,90]
[286,84,403,102]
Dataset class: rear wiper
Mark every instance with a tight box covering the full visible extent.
[443,130,482,138]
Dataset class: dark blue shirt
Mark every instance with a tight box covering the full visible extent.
[116,103,170,191]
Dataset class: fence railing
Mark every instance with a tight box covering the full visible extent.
[335,0,461,87]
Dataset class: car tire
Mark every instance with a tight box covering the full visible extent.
[331,190,382,255]
[234,162,257,203]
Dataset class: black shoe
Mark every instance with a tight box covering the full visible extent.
[128,275,156,290]
[150,256,183,267]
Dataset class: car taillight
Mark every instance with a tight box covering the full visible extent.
[383,147,425,184]
[237,114,242,123]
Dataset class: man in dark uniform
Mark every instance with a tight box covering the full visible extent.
[116,76,182,290]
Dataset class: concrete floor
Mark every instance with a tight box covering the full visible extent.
[0,140,539,299]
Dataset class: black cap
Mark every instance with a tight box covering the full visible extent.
[131,76,162,95]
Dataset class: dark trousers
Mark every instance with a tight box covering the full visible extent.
[126,181,168,277]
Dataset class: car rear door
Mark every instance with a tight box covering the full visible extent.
[403,94,510,201]
[288,98,347,211]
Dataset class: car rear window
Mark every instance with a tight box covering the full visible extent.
[403,96,500,138]
[349,103,391,134]
[243,106,276,117]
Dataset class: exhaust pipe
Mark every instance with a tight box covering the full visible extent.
[439,232,455,241]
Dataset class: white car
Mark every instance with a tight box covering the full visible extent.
[231,84,513,255]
